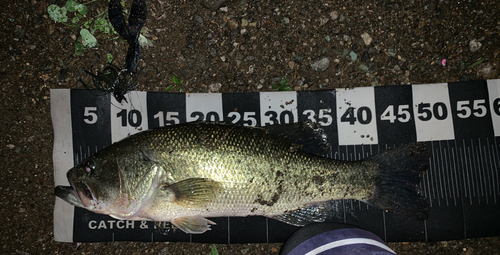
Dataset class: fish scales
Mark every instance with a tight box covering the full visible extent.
[138,124,374,217]
[55,122,430,234]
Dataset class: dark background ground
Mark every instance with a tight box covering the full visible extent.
[1,0,500,254]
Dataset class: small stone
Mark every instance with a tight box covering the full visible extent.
[361,32,372,45]
[220,56,226,62]
[469,39,482,52]
[248,64,255,74]
[359,64,369,71]
[478,63,492,77]
[330,11,338,20]
[201,0,227,11]
[349,51,358,61]
[230,29,239,39]
[394,65,400,71]
[339,14,346,22]
[241,18,249,27]
[227,19,238,30]
[288,61,295,69]
[209,83,222,92]
[193,15,203,26]
[386,49,396,57]
[311,57,330,72]
[7,144,15,149]
[319,17,329,26]
[325,35,331,42]
[283,17,290,24]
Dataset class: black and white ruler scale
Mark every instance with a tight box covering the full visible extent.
[52,79,500,243]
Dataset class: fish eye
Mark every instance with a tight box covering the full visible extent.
[84,159,96,175]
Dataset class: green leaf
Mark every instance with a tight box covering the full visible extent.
[75,37,84,56]
[139,34,154,47]
[107,53,113,64]
[80,29,97,48]
[209,245,219,255]
[280,77,289,86]
[65,0,78,12]
[72,16,80,24]
[172,75,182,84]
[95,17,114,34]
[83,20,92,29]
[165,86,174,92]
[48,5,68,23]
[468,57,486,69]
[76,4,87,15]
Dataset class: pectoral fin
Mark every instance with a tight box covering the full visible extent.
[161,178,222,206]
[172,216,216,234]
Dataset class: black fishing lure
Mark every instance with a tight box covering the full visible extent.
[82,0,146,103]
[81,64,137,103]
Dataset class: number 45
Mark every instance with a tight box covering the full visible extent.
[380,105,411,123]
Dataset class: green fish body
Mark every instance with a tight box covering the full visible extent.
[55,122,429,234]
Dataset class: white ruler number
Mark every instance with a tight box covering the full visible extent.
[227,111,257,126]
[83,107,98,124]
[153,111,180,127]
[380,105,411,123]
[302,109,333,126]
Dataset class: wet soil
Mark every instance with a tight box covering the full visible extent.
[1,0,500,254]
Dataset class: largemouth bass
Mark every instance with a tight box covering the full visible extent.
[55,121,430,234]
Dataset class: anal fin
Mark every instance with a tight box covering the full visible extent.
[270,201,343,226]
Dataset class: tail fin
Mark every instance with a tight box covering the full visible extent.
[367,143,430,220]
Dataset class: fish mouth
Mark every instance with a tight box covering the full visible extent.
[55,182,96,209]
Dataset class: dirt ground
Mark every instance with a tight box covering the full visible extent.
[1,0,500,254]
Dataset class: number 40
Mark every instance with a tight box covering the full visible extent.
[380,105,411,123]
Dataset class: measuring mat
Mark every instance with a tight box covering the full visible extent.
[52,79,500,243]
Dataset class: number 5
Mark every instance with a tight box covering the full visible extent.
[243,112,257,126]
[84,107,98,124]
[318,109,333,126]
